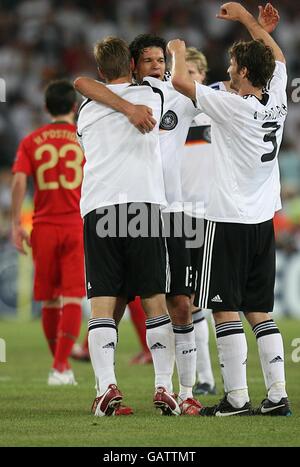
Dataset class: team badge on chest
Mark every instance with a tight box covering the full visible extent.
[160,110,178,130]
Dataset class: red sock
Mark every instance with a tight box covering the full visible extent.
[41,307,61,356]
[53,303,82,372]
[128,297,148,353]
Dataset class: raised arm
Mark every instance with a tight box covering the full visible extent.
[167,40,196,100]
[222,3,280,91]
[217,2,285,63]
[11,172,31,255]
[74,77,156,134]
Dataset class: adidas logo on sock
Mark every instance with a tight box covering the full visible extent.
[150,342,166,350]
[211,294,222,303]
[269,355,284,363]
[102,342,115,349]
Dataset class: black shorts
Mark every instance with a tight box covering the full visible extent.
[84,203,168,299]
[162,211,199,297]
[194,219,275,313]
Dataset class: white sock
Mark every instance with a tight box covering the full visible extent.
[216,321,249,408]
[253,320,287,403]
[227,389,250,409]
[193,309,215,387]
[146,315,175,393]
[173,323,196,400]
[88,318,117,396]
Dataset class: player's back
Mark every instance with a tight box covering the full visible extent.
[195,61,287,224]
[78,83,166,217]
[13,122,84,225]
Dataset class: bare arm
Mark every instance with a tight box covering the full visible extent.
[11,172,31,255]
[74,77,156,134]
[167,40,196,100]
[217,2,285,63]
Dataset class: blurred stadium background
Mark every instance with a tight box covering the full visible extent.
[0,0,300,321]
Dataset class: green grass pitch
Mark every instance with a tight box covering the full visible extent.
[0,318,299,447]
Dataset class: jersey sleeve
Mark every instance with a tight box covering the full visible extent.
[12,138,33,175]
[266,61,287,94]
[143,76,200,119]
[195,82,239,124]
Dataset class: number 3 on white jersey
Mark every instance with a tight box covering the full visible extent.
[261,121,281,163]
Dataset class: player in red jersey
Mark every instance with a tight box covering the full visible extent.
[11,80,85,386]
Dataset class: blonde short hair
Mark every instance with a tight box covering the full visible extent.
[185,47,208,73]
[94,36,131,81]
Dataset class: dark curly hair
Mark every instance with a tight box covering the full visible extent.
[229,39,275,89]
[129,34,167,65]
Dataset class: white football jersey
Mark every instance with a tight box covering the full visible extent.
[77,83,166,218]
[143,77,201,212]
[195,61,287,224]
[182,82,226,219]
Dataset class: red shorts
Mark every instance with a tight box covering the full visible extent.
[31,223,86,300]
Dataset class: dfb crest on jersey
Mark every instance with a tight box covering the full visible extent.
[160,110,178,131]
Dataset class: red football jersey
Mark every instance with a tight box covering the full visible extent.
[13,122,85,225]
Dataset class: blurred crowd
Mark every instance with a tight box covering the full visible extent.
[0,0,300,250]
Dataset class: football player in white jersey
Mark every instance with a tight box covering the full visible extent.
[182,4,280,399]
[78,37,182,417]
[75,34,203,416]
[130,37,202,417]
[169,2,291,416]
